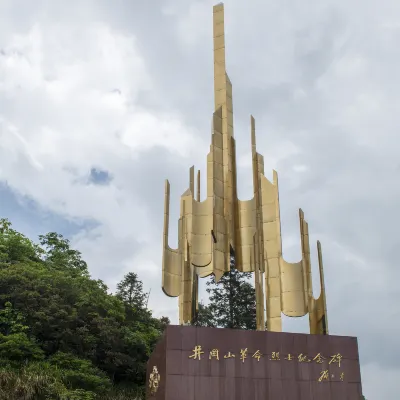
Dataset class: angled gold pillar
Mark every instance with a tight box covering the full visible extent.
[162,3,329,334]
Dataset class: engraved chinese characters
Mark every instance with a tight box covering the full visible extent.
[318,369,345,382]
[188,345,345,382]
[188,345,204,360]
[317,353,345,382]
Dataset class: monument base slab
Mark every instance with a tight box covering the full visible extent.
[146,325,363,400]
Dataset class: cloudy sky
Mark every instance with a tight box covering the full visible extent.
[1,0,399,397]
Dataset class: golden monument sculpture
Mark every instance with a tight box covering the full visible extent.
[162,3,328,335]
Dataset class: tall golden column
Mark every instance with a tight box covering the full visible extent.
[162,3,329,334]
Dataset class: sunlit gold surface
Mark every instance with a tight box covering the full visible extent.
[162,3,329,334]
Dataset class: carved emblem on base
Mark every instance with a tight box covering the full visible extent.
[148,366,160,396]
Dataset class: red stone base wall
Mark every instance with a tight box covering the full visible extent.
[146,326,363,400]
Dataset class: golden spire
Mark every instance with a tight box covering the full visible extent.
[162,3,329,334]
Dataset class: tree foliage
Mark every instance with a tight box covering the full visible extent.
[0,218,168,399]
[194,303,215,328]
[39,232,89,276]
[116,272,148,309]
[196,255,257,330]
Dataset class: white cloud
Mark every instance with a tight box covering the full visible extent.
[0,3,200,321]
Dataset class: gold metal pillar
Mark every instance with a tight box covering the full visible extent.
[162,3,329,334]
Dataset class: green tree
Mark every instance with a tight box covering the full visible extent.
[39,232,89,276]
[116,272,148,309]
[0,219,166,398]
[158,316,170,329]
[0,218,42,265]
[0,301,28,335]
[0,333,44,364]
[203,255,256,330]
[194,302,215,327]
[0,301,44,366]
[49,352,111,394]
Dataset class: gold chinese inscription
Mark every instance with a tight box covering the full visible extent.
[317,370,345,383]
[298,353,311,363]
[189,345,204,360]
[240,348,248,363]
[188,346,343,364]
[148,366,160,396]
[329,353,343,367]
[270,352,280,361]
[318,370,329,382]
[313,353,325,364]
[188,346,345,381]
[209,349,219,360]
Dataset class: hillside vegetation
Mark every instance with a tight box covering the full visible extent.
[0,218,168,399]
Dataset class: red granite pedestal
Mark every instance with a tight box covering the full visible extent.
[146,325,363,400]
